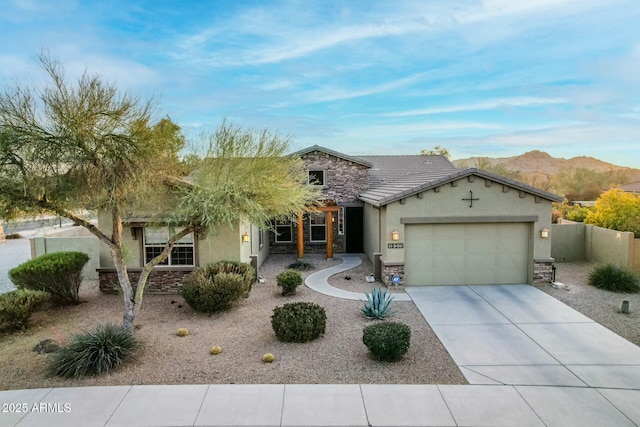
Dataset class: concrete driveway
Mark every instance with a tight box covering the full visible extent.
[407,284,640,389]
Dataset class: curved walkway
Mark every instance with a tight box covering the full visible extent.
[304,254,411,301]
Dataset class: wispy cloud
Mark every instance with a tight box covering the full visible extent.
[381,97,568,117]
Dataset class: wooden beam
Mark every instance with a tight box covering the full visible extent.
[297,212,304,259]
[326,211,333,259]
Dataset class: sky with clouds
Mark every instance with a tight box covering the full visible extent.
[1,0,640,167]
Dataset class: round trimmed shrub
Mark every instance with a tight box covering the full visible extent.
[0,289,50,331]
[276,270,303,296]
[49,323,138,378]
[9,251,89,305]
[588,263,640,293]
[271,302,326,342]
[207,260,255,298]
[181,269,246,314]
[363,321,411,362]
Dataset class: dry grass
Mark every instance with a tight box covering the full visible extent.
[0,254,466,391]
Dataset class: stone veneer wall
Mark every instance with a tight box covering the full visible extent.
[380,262,405,287]
[533,260,554,283]
[99,269,192,294]
[270,150,370,255]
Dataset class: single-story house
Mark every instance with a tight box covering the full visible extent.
[98,145,562,292]
[618,180,640,195]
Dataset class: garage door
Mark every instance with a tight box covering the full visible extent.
[404,223,529,285]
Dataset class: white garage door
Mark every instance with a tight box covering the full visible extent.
[404,223,530,286]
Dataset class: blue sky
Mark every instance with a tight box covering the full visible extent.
[2,0,640,167]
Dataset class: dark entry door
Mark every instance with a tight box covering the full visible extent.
[345,207,364,253]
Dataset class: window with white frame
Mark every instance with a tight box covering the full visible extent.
[309,212,327,242]
[144,227,194,266]
[337,207,345,235]
[308,170,325,186]
[274,222,293,243]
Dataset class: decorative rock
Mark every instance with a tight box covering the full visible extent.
[32,339,60,354]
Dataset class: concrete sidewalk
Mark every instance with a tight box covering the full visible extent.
[2,383,638,426]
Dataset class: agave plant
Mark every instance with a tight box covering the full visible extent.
[361,287,395,319]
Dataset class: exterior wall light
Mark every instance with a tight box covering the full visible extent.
[540,228,549,238]
[242,232,250,243]
[391,230,400,241]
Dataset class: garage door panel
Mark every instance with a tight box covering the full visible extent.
[405,223,529,286]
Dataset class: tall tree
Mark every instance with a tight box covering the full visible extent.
[0,55,319,330]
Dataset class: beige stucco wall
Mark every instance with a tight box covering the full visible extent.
[380,176,554,268]
[551,223,586,262]
[585,224,635,269]
[363,204,380,262]
[30,226,100,279]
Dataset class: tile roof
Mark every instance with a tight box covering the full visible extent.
[618,180,640,193]
[292,145,563,206]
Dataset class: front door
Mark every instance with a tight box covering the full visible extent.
[345,207,364,253]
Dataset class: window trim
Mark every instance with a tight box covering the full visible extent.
[308,169,326,186]
[143,227,195,267]
[309,212,327,243]
[337,207,345,235]
[274,222,293,243]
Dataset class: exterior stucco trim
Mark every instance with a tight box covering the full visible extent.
[400,215,539,224]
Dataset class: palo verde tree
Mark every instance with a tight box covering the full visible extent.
[0,54,320,330]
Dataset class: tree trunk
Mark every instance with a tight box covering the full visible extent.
[0,222,5,243]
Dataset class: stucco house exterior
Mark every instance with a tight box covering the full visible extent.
[97,145,562,292]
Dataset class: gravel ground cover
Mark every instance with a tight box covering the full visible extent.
[536,261,640,346]
[0,254,466,391]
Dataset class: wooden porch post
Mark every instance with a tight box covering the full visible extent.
[326,210,333,259]
[297,212,304,259]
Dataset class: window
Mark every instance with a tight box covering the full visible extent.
[144,227,194,266]
[309,212,326,242]
[274,222,293,243]
[308,170,325,186]
[337,207,345,235]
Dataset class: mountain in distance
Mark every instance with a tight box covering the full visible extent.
[452,150,640,183]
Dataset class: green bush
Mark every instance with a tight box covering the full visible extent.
[271,302,326,342]
[276,270,303,296]
[361,287,395,319]
[363,322,411,362]
[206,260,255,298]
[588,263,640,293]
[49,323,138,378]
[181,269,246,314]
[9,251,89,305]
[0,289,49,331]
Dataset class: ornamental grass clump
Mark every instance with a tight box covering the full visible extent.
[49,323,138,378]
[0,289,49,331]
[271,302,326,342]
[363,321,411,362]
[9,251,89,305]
[588,263,640,293]
[276,270,303,296]
[361,287,395,319]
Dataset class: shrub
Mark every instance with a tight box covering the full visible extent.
[0,289,49,331]
[588,263,640,293]
[363,322,411,362]
[49,323,138,378]
[277,270,303,296]
[181,269,246,314]
[288,259,315,271]
[271,302,326,342]
[208,260,255,298]
[361,287,395,319]
[9,251,89,305]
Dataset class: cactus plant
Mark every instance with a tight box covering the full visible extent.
[210,346,222,355]
[361,287,395,319]
[177,328,189,337]
[262,353,275,363]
